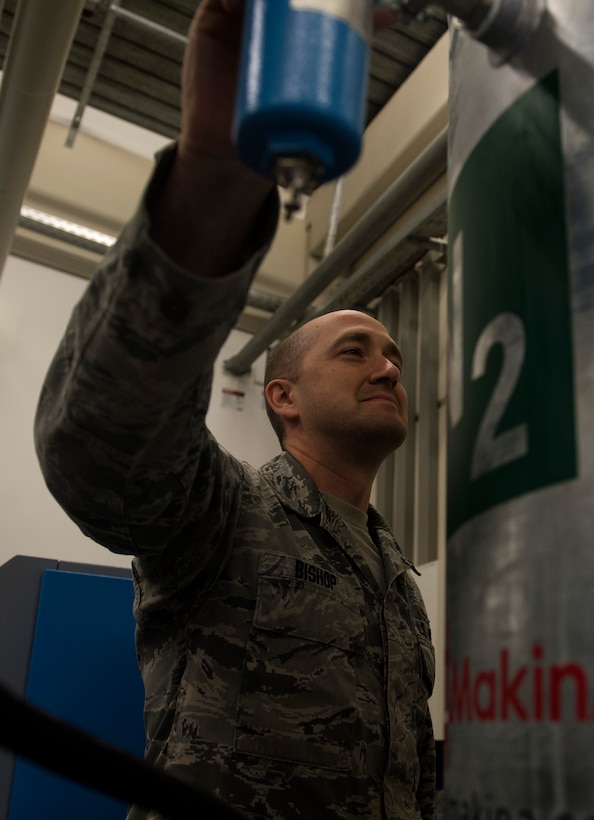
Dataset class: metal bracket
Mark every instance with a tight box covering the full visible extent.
[65,0,187,148]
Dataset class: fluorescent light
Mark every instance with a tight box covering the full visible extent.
[20,206,117,248]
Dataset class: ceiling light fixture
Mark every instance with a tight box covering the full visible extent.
[19,206,116,249]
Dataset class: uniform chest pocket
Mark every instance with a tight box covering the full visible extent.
[235,556,364,771]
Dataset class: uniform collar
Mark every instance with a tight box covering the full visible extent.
[261,452,418,580]
[260,451,326,519]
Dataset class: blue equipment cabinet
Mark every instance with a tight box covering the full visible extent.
[0,557,145,820]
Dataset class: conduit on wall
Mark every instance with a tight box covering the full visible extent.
[0,0,87,279]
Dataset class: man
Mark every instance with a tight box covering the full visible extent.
[34,1,435,818]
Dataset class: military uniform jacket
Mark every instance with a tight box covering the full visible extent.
[35,148,436,820]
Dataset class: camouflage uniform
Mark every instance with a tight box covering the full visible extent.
[35,147,436,819]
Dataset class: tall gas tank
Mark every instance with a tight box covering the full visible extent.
[446,1,594,817]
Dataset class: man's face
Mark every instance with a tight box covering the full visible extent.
[290,310,408,454]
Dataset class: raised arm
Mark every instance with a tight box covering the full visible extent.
[150,0,399,272]
[34,0,278,559]
[150,0,276,275]
[34,1,401,559]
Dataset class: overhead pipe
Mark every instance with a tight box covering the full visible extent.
[379,0,492,28]
[441,0,544,62]
[224,127,448,375]
[112,4,188,45]
[387,0,545,62]
[0,0,87,279]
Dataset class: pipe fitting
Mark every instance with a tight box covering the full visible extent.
[376,0,545,63]
[443,0,546,63]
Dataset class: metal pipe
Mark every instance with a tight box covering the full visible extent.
[468,0,545,62]
[112,5,188,45]
[308,187,447,317]
[387,0,543,60]
[224,126,448,375]
[247,289,285,314]
[437,0,544,61]
[0,0,87,280]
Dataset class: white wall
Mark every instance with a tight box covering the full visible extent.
[207,326,280,468]
[0,255,279,572]
[415,559,445,740]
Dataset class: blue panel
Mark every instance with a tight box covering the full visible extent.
[0,556,57,820]
[8,570,145,820]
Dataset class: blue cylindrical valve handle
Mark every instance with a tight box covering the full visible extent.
[232,0,373,210]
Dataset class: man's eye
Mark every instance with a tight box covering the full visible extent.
[343,348,362,356]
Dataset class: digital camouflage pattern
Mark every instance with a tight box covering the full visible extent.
[34,147,436,819]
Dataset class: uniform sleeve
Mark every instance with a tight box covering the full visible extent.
[34,144,278,567]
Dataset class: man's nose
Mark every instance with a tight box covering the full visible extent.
[371,356,401,383]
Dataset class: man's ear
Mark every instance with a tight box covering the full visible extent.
[264,379,299,421]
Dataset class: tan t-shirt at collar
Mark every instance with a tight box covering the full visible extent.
[322,492,387,595]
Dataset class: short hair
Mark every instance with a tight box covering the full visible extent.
[264,323,319,447]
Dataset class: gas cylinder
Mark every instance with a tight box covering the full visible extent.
[232,0,373,216]
[446,1,594,818]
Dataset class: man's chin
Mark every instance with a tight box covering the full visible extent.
[363,420,407,452]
